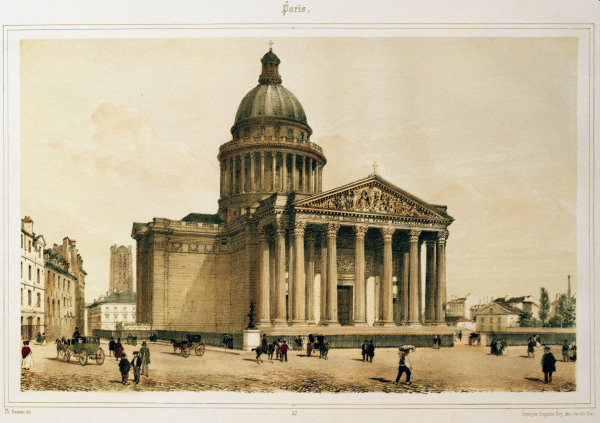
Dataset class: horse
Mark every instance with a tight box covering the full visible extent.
[170,339,183,353]
[267,343,275,360]
[251,346,264,363]
[319,341,330,360]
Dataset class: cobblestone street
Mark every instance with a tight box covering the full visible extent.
[21,340,575,393]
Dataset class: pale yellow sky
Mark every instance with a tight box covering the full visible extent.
[20,37,577,302]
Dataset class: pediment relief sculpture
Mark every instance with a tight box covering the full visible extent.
[297,183,439,218]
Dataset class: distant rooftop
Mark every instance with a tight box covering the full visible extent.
[181,213,223,224]
[87,291,136,308]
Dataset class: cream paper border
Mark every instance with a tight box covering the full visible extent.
[2,1,598,421]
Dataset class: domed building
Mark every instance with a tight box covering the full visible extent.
[132,47,453,347]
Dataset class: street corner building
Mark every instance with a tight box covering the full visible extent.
[131,48,454,343]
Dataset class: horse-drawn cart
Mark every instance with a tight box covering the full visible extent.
[58,337,105,366]
[170,334,206,358]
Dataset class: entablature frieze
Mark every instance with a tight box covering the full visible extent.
[293,212,449,231]
[218,141,326,164]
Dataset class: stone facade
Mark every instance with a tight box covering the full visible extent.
[44,245,77,339]
[21,217,46,340]
[132,48,453,336]
[109,245,134,293]
[87,292,137,333]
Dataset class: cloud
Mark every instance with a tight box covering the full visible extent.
[69,102,216,189]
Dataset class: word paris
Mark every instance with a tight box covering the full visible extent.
[282,1,307,16]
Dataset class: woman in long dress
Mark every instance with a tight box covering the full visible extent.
[21,341,33,370]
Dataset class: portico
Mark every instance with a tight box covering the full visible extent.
[254,173,453,328]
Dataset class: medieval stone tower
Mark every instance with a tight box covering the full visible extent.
[109,245,133,293]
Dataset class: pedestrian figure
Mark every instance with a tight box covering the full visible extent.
[118,352,131,384]
[562,340,570,362]
[490,339,497,355]
[432,335,438,349]
[501,339,507,356]
[253,346,264,363]
[541,346,557,384]
[131,351,142,384]
[72,327,80,340]
[437,335,442,348]
[367,340,375,363]
[496,339,503,356]
[361,340,368,362]
[280,340,288,362]
[307,334,315,357]
[527,337,535,358]
[267,343,275,360]
[320,340,329,360]
[274,340,281,360]
[115,338,124,362]
[140,341,151,377]
[458,330,462,342]
[108,337,116,357]
[570,342,577,362]
[21,341,33,370]
[395,348,413,384]
[261,334,268,353]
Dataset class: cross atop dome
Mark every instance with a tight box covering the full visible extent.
[268,40,274,51]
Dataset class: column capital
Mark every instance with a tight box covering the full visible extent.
[258,226,269,242]
[409,229,421,242]
[260,151,265,157]
[306,231,317,243]
[274,221,287,235]
[353,225,368,238]
[293,221,306,235]
[437,229,449,243]
[326,223,340,237]
[381,226,395,240]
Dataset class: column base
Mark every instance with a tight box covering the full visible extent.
[258,320,272,326]
[434,321,447,326]
[305,320,316,326]
[376,320,396,327]
[289,320,308,326]
[321,321,340,326]
[272,318,288,326]
[352,321,369,327]
[408,321,422,326]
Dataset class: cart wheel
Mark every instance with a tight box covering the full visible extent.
[196,344,206,356]
[79,349,88,366]
[96,348,105,365]
[66,350,71,362]
[182,347,190,358]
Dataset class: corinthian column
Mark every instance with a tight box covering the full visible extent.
[353,225,368,325]
[308,158,314,193]
[230,157,236,195]
[291,153,297,192]
[408,229,421,325]
[272,153,277,192]
[282,152,288,192]
[305,232,316,324]
[273,222,287,324]
[380,227,396,325]
[291,222,306,324]
[240,154,246,193]
[425,239,437,324]
[325,223,340,325]
[320,231,328,324]
[260,152,265,191]
[435,230,448,325]
[258,227,271,324]
[402,248,409,324]
[301,155,306,192]
[250,153,256,192]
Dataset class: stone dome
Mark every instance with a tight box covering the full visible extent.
[234,84,308,126]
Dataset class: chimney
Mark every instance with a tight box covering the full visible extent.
[21,216,34,235]
[567,275,572,298]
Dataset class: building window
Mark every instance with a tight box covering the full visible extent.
[21,289,23,305]
[37,268,40,284]
[21,262,23,278]
[28,290,32,306]
[28,240,31,252]
[36,293,41,308]
[21,234,23,248]
[68,280,70,291]
[28,265,32,280]
[105,314,109,320]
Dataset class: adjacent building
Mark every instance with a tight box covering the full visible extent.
[87,292,137,335]
[132,48,453,337]
[446,294,481,321]
[474,302,521,332]
[44,244,77,339]
[20,217,46,340]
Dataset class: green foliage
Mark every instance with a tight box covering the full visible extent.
[558,294,576,327]
[547,314,564,328]
[518,311,541,327]
[539,287,550,325]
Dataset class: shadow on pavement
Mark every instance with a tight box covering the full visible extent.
[370,377,393,383]
[524,377,544,383]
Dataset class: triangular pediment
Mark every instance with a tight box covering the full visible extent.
[293,174,451,221]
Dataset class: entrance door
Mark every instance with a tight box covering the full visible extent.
[337,286,353,325]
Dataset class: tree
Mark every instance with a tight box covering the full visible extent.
[518,311,533,327]
[547,314,564,328]
[558,294,576,327]
[539,287,550,325]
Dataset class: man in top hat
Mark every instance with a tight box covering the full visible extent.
[140,341,151,377]
[541,346,557,384]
